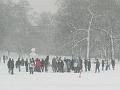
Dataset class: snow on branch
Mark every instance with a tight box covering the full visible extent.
[74,37,87,47]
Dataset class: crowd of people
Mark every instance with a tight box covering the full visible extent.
[52,57,115,74]
[0,55,116,75]
[6,56,49,75]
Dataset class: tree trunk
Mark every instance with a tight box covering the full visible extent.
[87,12,93,59]
[110,29,115,60]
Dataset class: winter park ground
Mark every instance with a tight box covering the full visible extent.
[0,62,120,90]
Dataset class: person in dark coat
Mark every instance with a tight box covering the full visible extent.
[95,59,100,73]
[58,57,64,72]
[58,58,61,72]
[71,58,74,70]
[102,60,105,71]
[7,58,14,75]
[25,59,29,72]
[76,59,80,73]
[78,57,83,77]
[64,58,71,72]
[21,58,25,66]
[11,59,14,75]
[44,56,49,72]
[84,59,88,72]
[7,58,11,74]
[79,57,83,71]
[41,59,45,72]
[111,59,115,70]
[31,58,35,71]
[31,58,35,64]
[52,57,57,72]
[60,60,64,72]
[15,58,21,72]
[88,59,91,71]
[106,60,110,71]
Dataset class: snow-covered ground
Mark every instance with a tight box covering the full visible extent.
[0,62,120,90]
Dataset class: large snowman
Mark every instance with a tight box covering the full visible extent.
[29,48,38,59]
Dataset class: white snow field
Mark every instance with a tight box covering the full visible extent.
[0,61,120,90]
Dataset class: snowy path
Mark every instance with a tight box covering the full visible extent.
[0,63,120,90]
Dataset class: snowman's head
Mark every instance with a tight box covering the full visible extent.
[31,48,36,52]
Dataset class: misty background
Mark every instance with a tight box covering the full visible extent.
[0,0,120,60]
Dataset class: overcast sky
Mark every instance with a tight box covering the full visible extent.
[27,0,57,14]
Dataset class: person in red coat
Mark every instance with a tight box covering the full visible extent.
[35,58,41,72]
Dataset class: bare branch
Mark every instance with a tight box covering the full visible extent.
[74,37,87,47]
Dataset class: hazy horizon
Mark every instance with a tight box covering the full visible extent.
[28,0,58,14]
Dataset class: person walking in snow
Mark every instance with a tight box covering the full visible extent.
[84,59,88,72]
[58,58,61,72]
[11,59,14,75]
[102,59,105,71]
[76,58,81,73]
[64,58,71,72]
[52,57,57,72]
[25,59,29,72]
[29,59,35,74]
[35,58,41,72]
[7,58,14,75]
[60,60,64,72]
[7,58,11,74]
[111,59,115,70]
[88,59,91,71]
[95,59,100,73]
[21,58,25,66]
[73,58,78,73]
[41,59,45,72]
[16,58,21,72]
[79,57,83,72]
[106,60,110,71]
[44,56,49,72]
[78,57,83,78]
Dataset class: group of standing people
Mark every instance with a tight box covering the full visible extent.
[0,55,116,75]
[52,57,116,74]
[52,57,64,72]
[7,56,49,75]
[101,59,115,71]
